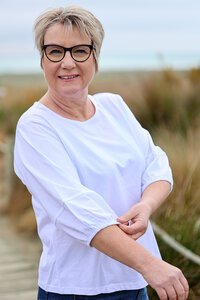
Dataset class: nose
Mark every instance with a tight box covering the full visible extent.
[61,51,76,69]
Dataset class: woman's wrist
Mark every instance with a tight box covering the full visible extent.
[140,181,171,215]
[139,200,153,217]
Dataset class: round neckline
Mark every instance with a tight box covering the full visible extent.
[35,95,98,125]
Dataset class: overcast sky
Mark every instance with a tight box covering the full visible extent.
[0,0,200,72]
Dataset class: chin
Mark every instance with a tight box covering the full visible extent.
[59,87,84,98]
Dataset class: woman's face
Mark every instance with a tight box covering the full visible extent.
[42,23,96,99]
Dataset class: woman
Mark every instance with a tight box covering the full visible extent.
[14,6,189,300]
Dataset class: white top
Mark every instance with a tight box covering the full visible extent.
[14,93,173,295]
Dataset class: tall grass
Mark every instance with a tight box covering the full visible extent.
[0,68,200,298]
[0,74,46,135]
[147,128,200,299]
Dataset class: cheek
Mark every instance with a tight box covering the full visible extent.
[85,59,96,78]
[42,58,57,82]
[42,67,55,87]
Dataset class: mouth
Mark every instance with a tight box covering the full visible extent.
[58,74,79,80]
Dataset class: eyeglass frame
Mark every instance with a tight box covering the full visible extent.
[42,44,95,63]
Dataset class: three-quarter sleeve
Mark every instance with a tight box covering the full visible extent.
[14,118,118,246]
[141,129,173,192]
[114,95,173,192]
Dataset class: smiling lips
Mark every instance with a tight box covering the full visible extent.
[59,74,79,80]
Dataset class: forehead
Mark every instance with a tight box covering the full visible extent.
[44,23,91,45]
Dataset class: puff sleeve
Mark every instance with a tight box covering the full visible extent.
[14,118,118,246]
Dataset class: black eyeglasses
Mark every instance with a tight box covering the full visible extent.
[42,44,95,63]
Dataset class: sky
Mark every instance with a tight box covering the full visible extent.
[0,0,200,73]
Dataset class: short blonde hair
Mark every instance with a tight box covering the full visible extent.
[34,6,104,71]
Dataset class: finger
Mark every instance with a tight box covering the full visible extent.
[171,269,189,300]
[179,274,189,299]
[119,221,146,237]
[165,286,177,300]
[131,232,144,240]
[121,230,144,240]
[117,217,131,224]
[156,287,168,300]
[117,209,135,223]
[117,217,127,224]
[118,223,133,234]
[171,274,189,300]
[117,220,129,226]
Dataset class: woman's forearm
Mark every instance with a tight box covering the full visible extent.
[91,224,154,273]
[141,180,171,215]
[91,224,189,300]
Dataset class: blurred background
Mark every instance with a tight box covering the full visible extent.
[0,0,200,299]
[1,0,200,72]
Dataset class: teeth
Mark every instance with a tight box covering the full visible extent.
[60,75,77,79]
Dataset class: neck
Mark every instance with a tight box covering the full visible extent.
[40,90,95,121]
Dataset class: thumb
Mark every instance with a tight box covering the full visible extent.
[117,209,134,224]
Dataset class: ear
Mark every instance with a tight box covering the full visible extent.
[40,51,45,69]
[40,57,44,69]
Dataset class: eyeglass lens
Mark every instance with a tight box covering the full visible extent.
[45,45,92,62]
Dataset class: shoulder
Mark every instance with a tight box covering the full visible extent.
[17,102,50,128]
[91,92,128,111]
[92,92,138,120]
[92,92,122,103]
[16,102,56,141]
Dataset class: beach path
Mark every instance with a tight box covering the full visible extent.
[0,216,41,300]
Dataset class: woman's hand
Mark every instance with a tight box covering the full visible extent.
[117,181,171,240]
[117,202,151,240]
[142,257,189,300]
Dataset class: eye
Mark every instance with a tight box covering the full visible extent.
[73,46,90,56]
[46,46,64,57]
